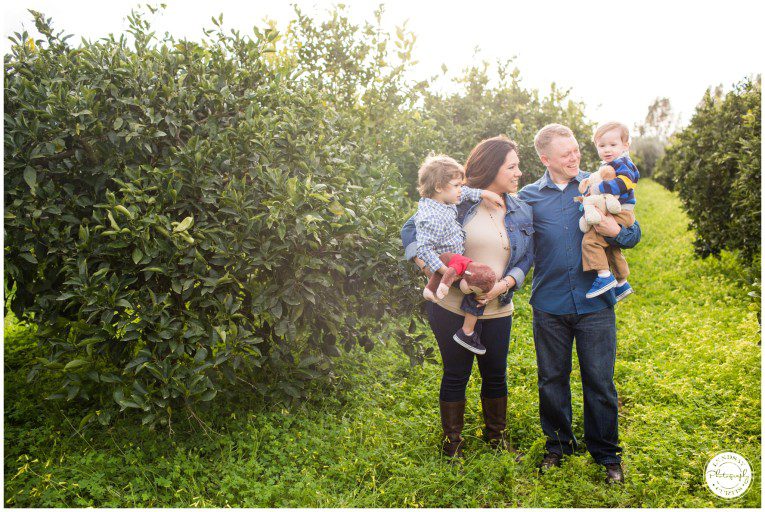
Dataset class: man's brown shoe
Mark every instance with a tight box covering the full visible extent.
[439,400,466,459]
[605,463,624,484]
[538,451,562,472]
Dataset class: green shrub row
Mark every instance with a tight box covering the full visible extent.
[629,136,665,178]
[654,76,761,265]
[282,6,599,197]
[4,10,428,427]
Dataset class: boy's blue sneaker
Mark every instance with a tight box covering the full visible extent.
[586,274,617,299]
[453,329,487,355]
[614,281,634,302]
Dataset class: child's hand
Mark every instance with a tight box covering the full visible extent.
[598,165,616,180]
[413,257,433,277]
[481,190,504,209]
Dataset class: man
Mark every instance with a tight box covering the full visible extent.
[518,124,641,484]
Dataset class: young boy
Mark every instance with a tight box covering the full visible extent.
[583,122,640,300]
[415,155,503,355]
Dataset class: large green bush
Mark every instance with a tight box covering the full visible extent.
[282,6,441,200]
[4,10,423,428]
[654,76,761,264]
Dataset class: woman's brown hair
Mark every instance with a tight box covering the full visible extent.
[464,135,518,189]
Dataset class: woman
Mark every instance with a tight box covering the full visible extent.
[400,136,534,459]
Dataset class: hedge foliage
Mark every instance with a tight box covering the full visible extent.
[4,9,428,428]
[654,76,761,265]
[4,6,594,428]
[630,136,664,178]
[283,7,599,197]
[421,67,598,190]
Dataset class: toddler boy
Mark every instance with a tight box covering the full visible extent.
[415,155,503,354]
[583,122,640,300]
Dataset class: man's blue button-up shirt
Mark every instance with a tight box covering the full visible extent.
[518,169,641,315]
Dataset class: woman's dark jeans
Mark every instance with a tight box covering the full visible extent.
[427,302,512,402]
[532,306,622,465]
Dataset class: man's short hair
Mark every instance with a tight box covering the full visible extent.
[534,124,575,157]
[417,154,464,198]
[593,121,630,144]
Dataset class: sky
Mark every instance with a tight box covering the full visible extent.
[3,0,764,131]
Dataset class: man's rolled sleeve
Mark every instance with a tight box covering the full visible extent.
[605,219,641,249]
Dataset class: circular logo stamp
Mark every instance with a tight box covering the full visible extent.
[705,452,752,499]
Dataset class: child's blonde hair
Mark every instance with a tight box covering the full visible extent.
[417,154,465,198]
[593,121,630,144]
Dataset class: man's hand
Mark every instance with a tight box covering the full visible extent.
[481,190,504,209]
[592,207,621,237]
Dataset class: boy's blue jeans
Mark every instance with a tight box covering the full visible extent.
[532,306,622,465]
[460,292,485,317]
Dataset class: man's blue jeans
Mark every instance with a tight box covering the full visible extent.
[532,306,622,465]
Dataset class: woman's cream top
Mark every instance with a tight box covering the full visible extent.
[437,203,514,318]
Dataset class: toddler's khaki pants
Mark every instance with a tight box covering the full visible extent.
[582,210,636,280]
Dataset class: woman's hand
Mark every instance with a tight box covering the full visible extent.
[474,278,514,305]
[592,208,621,237]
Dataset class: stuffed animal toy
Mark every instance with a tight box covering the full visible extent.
[575,166,622,233]
[424,252,496,300]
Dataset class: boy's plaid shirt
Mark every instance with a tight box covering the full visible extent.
[415,187,482,272]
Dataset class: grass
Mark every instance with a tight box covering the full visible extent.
[4,179,761,507]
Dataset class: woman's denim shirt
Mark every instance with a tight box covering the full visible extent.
[400,193,534,306]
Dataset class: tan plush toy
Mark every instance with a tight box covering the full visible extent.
[576,166,622,233]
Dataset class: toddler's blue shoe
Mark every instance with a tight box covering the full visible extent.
[586,274,617,298]
[614,281,634,302]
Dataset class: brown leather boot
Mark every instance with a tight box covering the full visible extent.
[481,395,522,460]
[439,400,465,459]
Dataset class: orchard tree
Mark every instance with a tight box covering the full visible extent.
[4,8,428,430]
[654,76,761,265]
